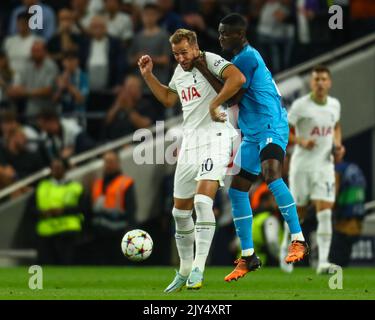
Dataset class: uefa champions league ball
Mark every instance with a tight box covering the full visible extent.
[121,229,153,262]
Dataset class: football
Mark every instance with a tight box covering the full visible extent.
[121,229,153,262]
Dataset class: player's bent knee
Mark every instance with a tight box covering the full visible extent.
[173,198,194,211]
[196,180,220,199]
[262,166,282,185]
[231,169,257,191]
[314,200,334,211]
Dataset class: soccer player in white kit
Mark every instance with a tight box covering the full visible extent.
[280,66,345,274]
[138,29,245,291]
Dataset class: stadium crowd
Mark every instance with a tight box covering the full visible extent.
[0,0,374,190]
[0,0,373,265]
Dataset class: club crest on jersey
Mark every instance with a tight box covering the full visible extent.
[310,126,332,136]
[181,86,201,102]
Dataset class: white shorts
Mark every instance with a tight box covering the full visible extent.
[289,169,336,206]
[173,137,233,199]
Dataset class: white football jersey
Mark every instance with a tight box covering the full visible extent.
[288,94,341,172]
[168,51,238,149]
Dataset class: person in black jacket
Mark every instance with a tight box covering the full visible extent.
[81,15,126,91]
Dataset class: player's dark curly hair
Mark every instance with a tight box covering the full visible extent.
[220,13,247,30]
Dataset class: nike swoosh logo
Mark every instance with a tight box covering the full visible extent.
[187,280,195,286]
[200,171,210,177]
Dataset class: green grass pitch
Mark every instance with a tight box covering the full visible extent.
[0,266,374,300]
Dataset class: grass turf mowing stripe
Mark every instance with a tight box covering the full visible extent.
[0,267,374,300]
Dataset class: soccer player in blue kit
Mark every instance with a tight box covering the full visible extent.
[193,13,309,282]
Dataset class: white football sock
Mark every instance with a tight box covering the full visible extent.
[192,194,216,273]
[172,207,195,276]
[291,231,305,242]
[316,209,332,265]
[242,249,254,257]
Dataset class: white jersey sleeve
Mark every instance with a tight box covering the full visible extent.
[288,99,302,126]
[333,98,341,123]
[168,68,178,93]
[205,52,232,79]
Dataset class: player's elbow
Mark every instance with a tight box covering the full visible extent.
[234,73,246,90]
[239,73,246,86]
[164,99,175,108]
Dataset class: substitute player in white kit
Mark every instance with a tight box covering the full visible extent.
[138,29,245,291]
[280,66,345,274]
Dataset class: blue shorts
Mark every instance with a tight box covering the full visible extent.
[233,125,289,175]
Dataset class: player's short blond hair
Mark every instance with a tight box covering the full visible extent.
[169,29,198,46]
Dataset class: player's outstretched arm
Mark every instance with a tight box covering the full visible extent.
[194,54,245,107]
[138,55,178,108]
[208,65,246,122]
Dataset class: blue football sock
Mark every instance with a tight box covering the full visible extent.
[268,178,302,234]
[228,187,254,252]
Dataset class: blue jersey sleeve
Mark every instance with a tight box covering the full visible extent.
[233,52,258,89]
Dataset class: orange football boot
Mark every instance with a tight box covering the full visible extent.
[285,240,309,264]
[224,254,262,282]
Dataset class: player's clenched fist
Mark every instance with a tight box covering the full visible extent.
[138,55,153,76]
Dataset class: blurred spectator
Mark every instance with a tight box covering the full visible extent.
[350,0,375,40]
[88,0,105,15]
[103,0,134,45]
[157,0,187,34]
[70,0,95,34]
[28,158,85,265]
[83,15,125,91]
[330,152,367,267]
[0,51,13,105]
[0,127,45,190]
[8,0,56,41]
[47,8,86,68]
[7,40,59,119]
[294,0,330,63]
[257,0,294,73]
[0,108,40,153]
[102,74,163,141]
[53,50,89,126]
[46,0,72,13]
[129,4,170,95]
[232,0,286,46]
[37,108,95,161]
[3,11,42,78]
[88,151,136,265]
[183,0,230,52]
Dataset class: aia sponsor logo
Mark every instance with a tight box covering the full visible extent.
[310,126,332,136]
[181,86,201,102]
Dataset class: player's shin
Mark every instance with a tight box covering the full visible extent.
[192,194,216,272]
[316,209,332,265]
[172,208,195,276]
[228,187,254,256]
[268,178,305,241]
